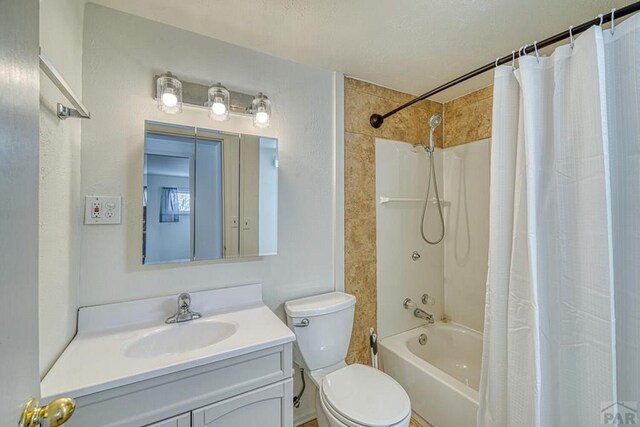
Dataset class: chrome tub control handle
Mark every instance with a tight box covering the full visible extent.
[293,318,310,327]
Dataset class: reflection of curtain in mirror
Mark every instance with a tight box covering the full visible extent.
[160,187,180,222]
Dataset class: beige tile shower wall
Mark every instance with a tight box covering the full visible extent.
[344,78,442,365]
[443,85,493,147]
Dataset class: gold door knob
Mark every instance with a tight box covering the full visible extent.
[20,397,76,427]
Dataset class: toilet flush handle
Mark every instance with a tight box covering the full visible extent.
[293,318,310,327]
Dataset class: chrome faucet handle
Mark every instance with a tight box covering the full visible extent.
[165,292,201,324]
[421,293,436,306]
[403,298,416,310]
[177,293,191,311]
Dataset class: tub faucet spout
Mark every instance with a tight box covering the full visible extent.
[414,308,434,324]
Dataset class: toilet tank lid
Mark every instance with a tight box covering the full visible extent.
[285,292,356,317]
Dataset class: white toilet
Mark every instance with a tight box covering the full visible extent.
[285,292,411,427]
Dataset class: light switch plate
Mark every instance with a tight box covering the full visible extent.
[85,196,122,225]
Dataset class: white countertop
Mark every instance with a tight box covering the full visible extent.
[41,284,295,401]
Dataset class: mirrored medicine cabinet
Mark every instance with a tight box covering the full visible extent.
[143,121,278,264]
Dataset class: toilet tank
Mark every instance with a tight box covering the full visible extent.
[285,292,356,371]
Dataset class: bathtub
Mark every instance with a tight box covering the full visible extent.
[380,322,482,427]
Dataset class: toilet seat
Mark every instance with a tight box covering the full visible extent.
[320,364,411,427]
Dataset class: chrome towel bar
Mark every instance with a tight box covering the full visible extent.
[39,51,90,120]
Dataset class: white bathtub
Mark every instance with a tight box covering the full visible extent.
[380,322,482,427]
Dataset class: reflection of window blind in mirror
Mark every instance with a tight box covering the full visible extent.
[177,188,190,214]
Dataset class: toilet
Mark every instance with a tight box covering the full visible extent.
[285,292,411,427]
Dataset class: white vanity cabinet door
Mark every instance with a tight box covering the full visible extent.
[146,413,190,427]
[192,379,292,427]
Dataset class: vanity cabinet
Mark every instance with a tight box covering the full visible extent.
[65,343,293,427]
[192,381,289,427]
[147,413,191,427]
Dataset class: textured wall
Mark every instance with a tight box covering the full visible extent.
[343,78,442,365]
[443,85,493,147]
[38,0,85,377]
[80,5,339,311]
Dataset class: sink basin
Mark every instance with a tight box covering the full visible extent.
[123,319,238,358]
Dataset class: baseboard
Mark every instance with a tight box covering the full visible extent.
[412,411,433,427]
[294,410,316,426]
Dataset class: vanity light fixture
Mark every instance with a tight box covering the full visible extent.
[156,72,183,114]
[251,93,271,128]
[207,83,230,121]
[153,73,272,127]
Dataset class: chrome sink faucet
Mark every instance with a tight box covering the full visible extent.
[166,293,202,324]
[414,308,435,324]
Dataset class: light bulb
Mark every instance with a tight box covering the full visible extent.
[211,102,227,116]
[156,73,182,114]
[207,83,230,121]
[255,111,269,124]
[161,92,178,108]
[251,92,271,128]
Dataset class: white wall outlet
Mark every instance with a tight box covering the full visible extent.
[91,200,102,218]
[85,196,121,225]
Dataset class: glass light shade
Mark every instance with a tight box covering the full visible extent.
[251,92,271,128]
[156,73,183,114]
[207,83,230,121]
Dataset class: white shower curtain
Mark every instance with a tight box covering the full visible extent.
[479,15,640,427]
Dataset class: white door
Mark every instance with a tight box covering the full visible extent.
[0,0,43,424]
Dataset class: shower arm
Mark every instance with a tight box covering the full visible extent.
[369,1,640,129]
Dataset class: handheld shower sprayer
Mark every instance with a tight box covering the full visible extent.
[421,115,445,245]
[428,114,442,151]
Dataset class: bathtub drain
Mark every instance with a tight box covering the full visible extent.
[419,333,428,345]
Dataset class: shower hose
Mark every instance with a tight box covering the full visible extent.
[420,148,445,245]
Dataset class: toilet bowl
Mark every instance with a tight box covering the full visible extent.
[285,292,411,427]
[317,364,411,427]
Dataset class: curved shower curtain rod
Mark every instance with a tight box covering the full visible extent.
[369,1,640,129]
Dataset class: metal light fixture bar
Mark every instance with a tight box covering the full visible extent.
[153,75,255,116]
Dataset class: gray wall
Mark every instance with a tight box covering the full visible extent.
[80,4,339,313]
[38,0,85,376]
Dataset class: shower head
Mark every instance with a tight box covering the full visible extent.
[429,114,442,129]
[427,114,442,151]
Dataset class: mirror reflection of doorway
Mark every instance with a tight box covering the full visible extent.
[143,153,192,264]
